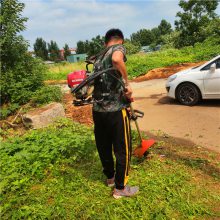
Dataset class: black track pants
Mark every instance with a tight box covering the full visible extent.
[93,109,132,190]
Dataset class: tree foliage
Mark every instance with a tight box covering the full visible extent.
[131,29,154,46]
[199,17,220,39]
[0,0,28,72]
[123,40,141,55]
[150,27,161,46]
[0,0,45,108]
[63,43,71,60]
[76,35,104,56]
[88,35,104,56]
[161,31,180,49]
[33,37,48,60]
[175,0,219,47]
[48,40,60,61]
[130,19,173,47]
[76,40,85,54]
[158,19,173,35]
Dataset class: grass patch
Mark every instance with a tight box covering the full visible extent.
[1,118,220,219]
[44,62,86,80]
[44,37,220,81]
[127,37,220,78]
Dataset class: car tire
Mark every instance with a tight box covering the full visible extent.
[176,83,201,106]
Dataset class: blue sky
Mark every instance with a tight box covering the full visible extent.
[21,0,220,50]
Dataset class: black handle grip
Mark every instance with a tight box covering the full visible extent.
[130,109,144,121]
[134,110,144,118]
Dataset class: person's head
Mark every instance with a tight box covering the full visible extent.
[105,28,124,46]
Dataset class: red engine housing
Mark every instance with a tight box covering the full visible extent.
[67,70,87,88]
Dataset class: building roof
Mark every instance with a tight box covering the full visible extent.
[59,48,76,52]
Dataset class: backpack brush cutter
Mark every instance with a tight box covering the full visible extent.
[67,65,155,158]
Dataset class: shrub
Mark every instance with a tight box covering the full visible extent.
[1,56,46,105]
[193,36,220,60]
[0,55,46,119]
[0,0,48,120]
[124,41,141,55]
[31,86,62,106]
[0,103,20,119]
[0,85,62,119]
[0,0,46,105]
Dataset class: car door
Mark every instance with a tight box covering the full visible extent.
[201,58,220,98]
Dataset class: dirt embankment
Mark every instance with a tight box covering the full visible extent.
[63,92,93,125]
[133,61,206,82]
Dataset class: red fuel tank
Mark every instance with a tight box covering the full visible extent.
[67,70,87,88]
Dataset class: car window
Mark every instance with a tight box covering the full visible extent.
[216,58,220,69]
[201,58,220,71]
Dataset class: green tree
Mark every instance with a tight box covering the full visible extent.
[76,40,85,54]
[88,35,104,56]
[199,17,220,39]
[48,40,60,61]
[131,29,154,46]
[84,40,90,54]
[123,40,140,55]
[76,35,104,57]
[150,27,161,45]
[153,20,173,46]
[161,31,180,48]
[158,19,172,35]
[0,0,28,72]
[63,43,71,60]
[33,37,48,60]
[130,21,172,47]
[175,0,219,47]
[0,0,45,107]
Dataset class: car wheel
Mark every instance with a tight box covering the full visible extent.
[176,83,201,106]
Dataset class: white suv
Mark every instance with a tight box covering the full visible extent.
[166,55,220,106]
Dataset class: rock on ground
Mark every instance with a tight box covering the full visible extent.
[23,102,65,129]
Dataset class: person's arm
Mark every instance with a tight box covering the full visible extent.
[112,50,132,99]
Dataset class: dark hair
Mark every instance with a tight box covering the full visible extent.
[105,28,124,44]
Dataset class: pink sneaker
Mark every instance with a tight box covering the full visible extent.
[113,185,139,199]
[106,177,115,187]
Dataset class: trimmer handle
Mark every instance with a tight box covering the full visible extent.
[86,63,92,73]
[134,110,144,118]
[124,88,144,120]
[130,109,144,121]
[124,88,134,103]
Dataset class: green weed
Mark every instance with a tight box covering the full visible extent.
[30,85,62,106]
[44,37,220,81]
[44,62,87,81]
[1,118,220,219]
[127,37,220,78]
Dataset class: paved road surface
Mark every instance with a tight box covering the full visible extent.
[131,79,220,153]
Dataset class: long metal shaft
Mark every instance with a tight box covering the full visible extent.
[130,103,142,143]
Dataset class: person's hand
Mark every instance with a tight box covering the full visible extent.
[125,84,133,100]
[126,107,132,118]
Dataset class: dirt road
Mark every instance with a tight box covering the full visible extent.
[62,61,220,153]
[131,79,220,153]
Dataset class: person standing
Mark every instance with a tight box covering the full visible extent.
[92,29,139,199]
